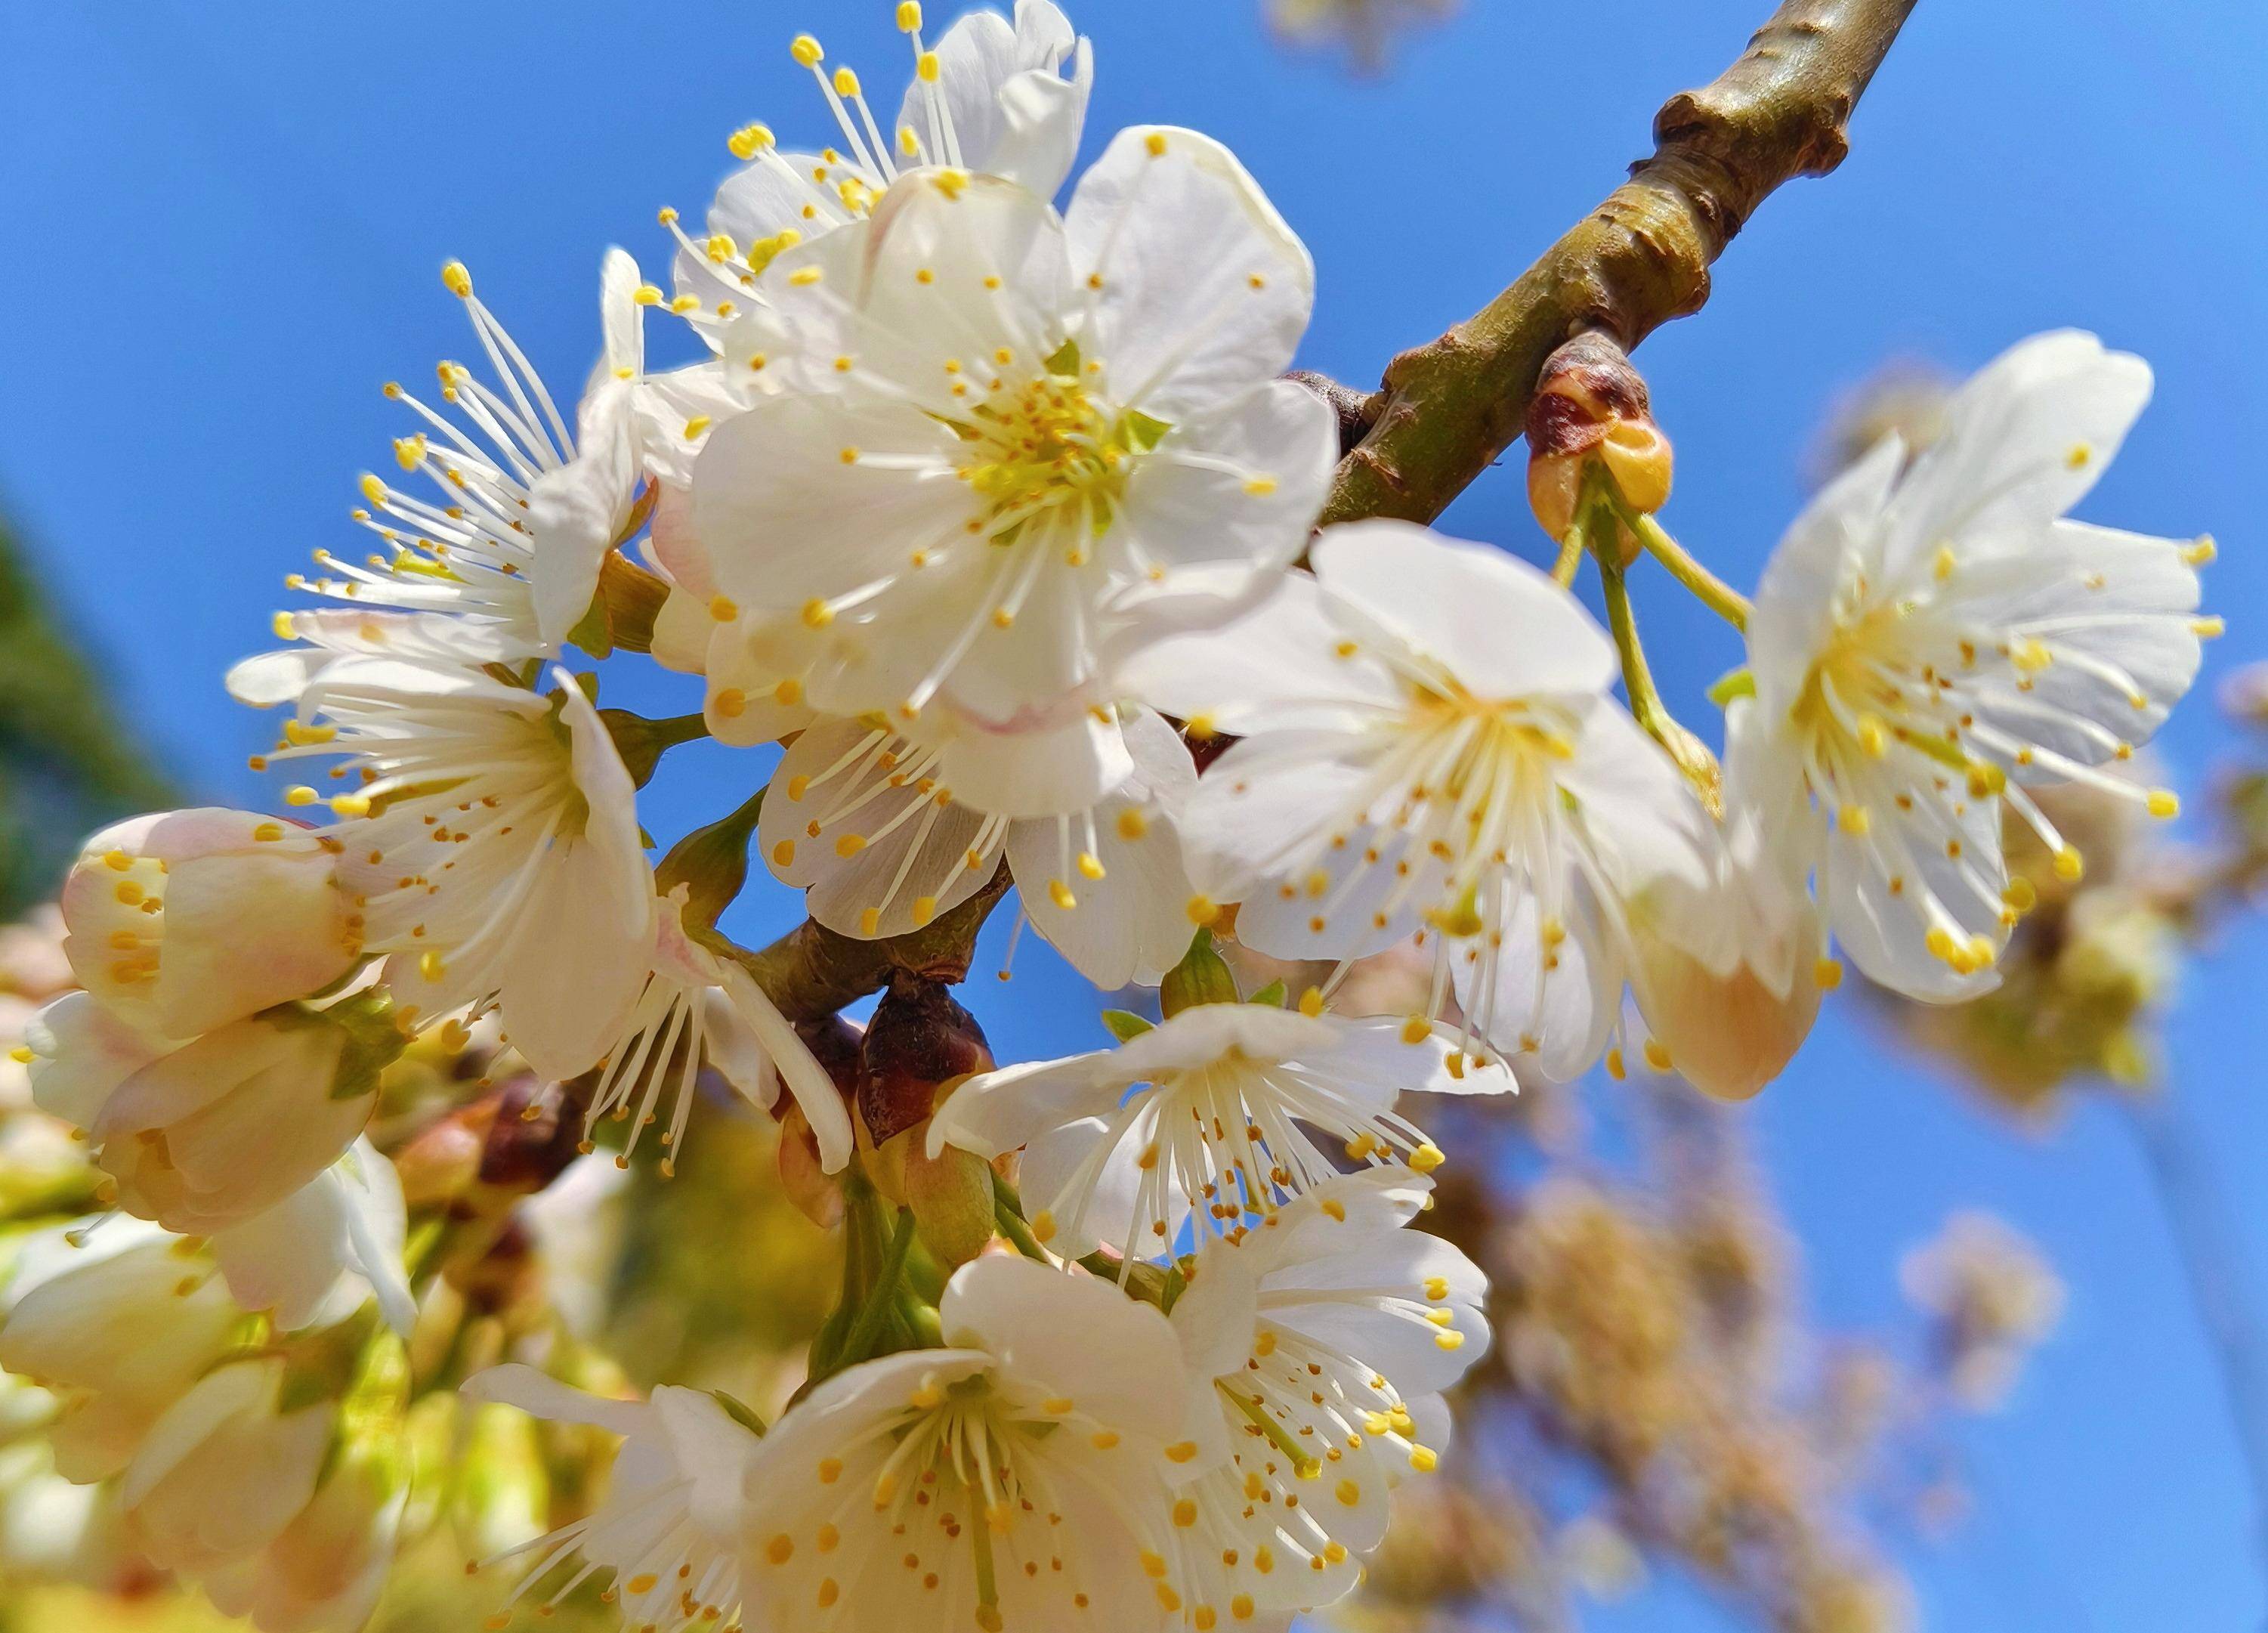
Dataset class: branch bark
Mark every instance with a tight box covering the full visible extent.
[729,0,1917,1022]
[1321,0,1920,527]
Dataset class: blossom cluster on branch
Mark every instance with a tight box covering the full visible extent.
[0,3,2222,1631]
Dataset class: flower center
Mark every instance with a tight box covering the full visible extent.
[953,349,1160,543]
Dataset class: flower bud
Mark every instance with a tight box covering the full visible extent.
[60,809,360,1038]
[68,997,399,1236]
[1525,332,1673,554]
[857,976,990,1146]
[902,1137,996,1268]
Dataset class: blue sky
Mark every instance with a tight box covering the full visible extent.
[3,1,2265,1625]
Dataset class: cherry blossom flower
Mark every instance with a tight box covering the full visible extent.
[463,1364,762,1632]
[1168,1169,1489,1619]
[1126,520,1719,1081]
[692,125,1336,816]
[56,809,359,1039]
[248,657,653,1081]
[932,999,1509,1259]
[1733,331,2211,999]
[733,1254,1204,1633]
[758,706,1201,986]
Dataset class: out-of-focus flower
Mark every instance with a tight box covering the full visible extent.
[1265,0,1459,73]
[1901,1211,2063,1409]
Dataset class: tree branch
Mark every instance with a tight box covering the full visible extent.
[736,864,1015,1025]
[1321,0,1920,527]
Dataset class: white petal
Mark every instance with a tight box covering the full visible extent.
[1064,127,1312,417]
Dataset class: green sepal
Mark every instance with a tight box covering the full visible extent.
[1707,666,1756,707]
[1101,1009,1156,1044]
[1160,928,1240,1018]
[1246,979,1287,1009]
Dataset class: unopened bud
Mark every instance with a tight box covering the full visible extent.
[1160,929,1241,1018]
[858,977,991,1146]
[904,1138,996,1267]
[1526,332,1673,552]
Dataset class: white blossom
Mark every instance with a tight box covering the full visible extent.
[932,999,1509,1259]
[1734,330,2211,999]
[733,1254,1204,1633]
[1167,1169,1488,1619]
[1126,520,1719,1081]
[27,996,383,1237]
[665,0,1095,338]
[758,706,1203,986]
[463,1363,762,1632]
[692,125,1336,816]
[246,657,654,1080]
[57,809,359,1039]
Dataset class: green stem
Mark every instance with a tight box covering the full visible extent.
[834,1207,918,1372]
[990,1173,1052,1263]
[1550,527,1584,587]
[1595,527,1676,750]
[1629,509,1753,630]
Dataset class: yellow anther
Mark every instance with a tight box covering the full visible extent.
[802,598,834,628]
[1173,1498,1198,1527]
[713,688,748,719]
[1145,131,1170,157]
[817,1456,843,1483]
[835,834,867,858]
[2183,537,2217,566]
[772,840,796,867]
[789,266,824,287]
[440,260,473,298]
[1933,543,1957,581]
[898,124,921,156]
[419,950,446,982]
[1165,1441,1198,1464]
[709,593,738,622]
[1434,1329,1466,1352]
[833,65,861,96]
[1642,1038,1673,1072]
[1299,986,1325,1018]
[1335,1479,1361,1507]
[329,793,372,818]
[1243,476,1278,496]
[1231,1595,1255,1621]
[1185,713,1217,741]
[790,33,823,66]
[358,473,388,505]
[916,50,940,82]
[728,122,776,160]
[684,415,712,439]
[766,1534,794,1565]
[1077,851,1106,880]
[1408,1142,1445,1173]
[1399,1015,1432,1045]
[1320,1198,1347,1222]
[859,908,881,936]
[897,1,922,28]
[2012,637,2053,673]
[1048,879,1077,911]
[1856,713,1888,757]
[2147,788,2180,819]
[1409,1445,1440,1472]
[284,785,318,806]
[773,676,804,707]
[2066,442,2093,469]
[270,610,296,641]
[393,433,427,471]
[2195,616,2226,638]
[1115,807,1150,842]
[631,283,663,307]
[1837,804,1871,837]
[252,822,285,843]
[1814,957,1844,990]
[2054,844,2085,882]
[1185,894,1220,926]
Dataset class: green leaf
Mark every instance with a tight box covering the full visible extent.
[1246,979,1287,1009]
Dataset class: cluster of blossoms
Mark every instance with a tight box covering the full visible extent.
[0,4,2217,1631]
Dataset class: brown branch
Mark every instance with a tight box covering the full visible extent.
[736,864,1015,1025]
[1321,0,1920,527]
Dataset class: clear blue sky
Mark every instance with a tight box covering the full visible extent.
[3,2,2264,1626]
